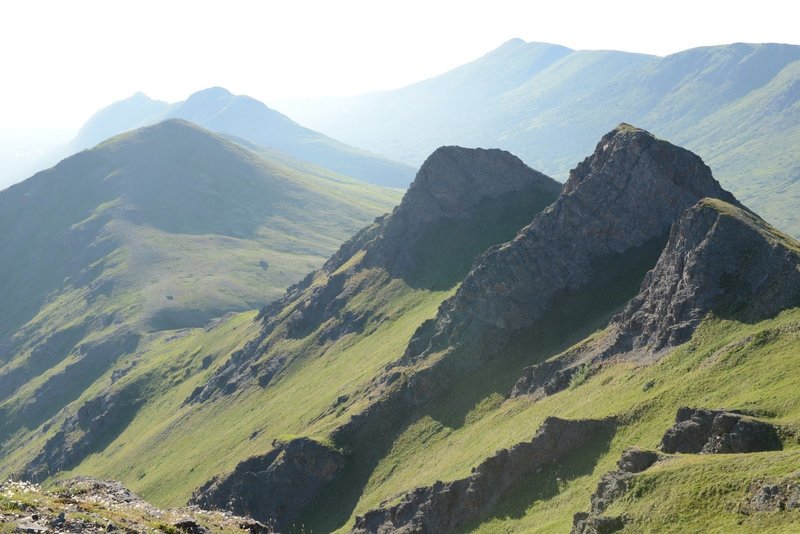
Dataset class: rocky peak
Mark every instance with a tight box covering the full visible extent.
[609,198,800,355]
[405,124,736,361]
[397,146,555,224]
[362,146,560,275]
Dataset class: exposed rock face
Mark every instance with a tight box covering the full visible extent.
[21,384,143,482]
[659,407,782,454]
[745,479,800,512]
[405,124,736,363]
[571,448,660,534]
[189,146,560,403]
[190,438,344,530]
[362,146,561,276]
[610,199,800,355]
[512,198,800,400]
[352,417,613,534]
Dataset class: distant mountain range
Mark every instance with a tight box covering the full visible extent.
[1,87,415,190]
[281,39,800,236]
[0,119,400,461]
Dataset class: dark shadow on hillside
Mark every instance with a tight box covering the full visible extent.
[21,382,146,483]
[0,324,87,402]
[454,423,616,532]
[426,234,668,430]
[400,188,558,291]
[301,416,412,533]
[0,333,140,444]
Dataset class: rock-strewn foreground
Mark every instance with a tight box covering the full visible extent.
[0,477,271,533]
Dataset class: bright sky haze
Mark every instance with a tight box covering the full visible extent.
[1,0,797,146]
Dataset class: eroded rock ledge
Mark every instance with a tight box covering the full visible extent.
[352,416,614,534]
[659,407,782,454]
[190,437,343,531]
[571,447,660,534]
[572,407,783,533]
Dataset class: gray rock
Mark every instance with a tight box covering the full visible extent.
[190,437,343,530]
[659,407,782,454]
[404,124,737,365]
[49,511,66,526]
[610,199,800,356]
[746,480,800,512]
[572,447,661,534]
[616,447,660,473]
[173,518,210,534]
[352,417,613,534]
[513,197,800,401]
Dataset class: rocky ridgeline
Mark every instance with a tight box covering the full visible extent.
[572,408,783,533]
[352,417,613,533]
[187,146,560,403]
[0,477,270,533]
[610,199,800,355]
[190,438,343,531]
[513,198,800,399]
[403,124,737,365]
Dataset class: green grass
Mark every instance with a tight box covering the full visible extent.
[608,452,800,533]
[22,275,452,508]
[334,308,800,532]
[0,120,401,474]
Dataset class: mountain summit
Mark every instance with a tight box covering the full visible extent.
[0,119,400,474]
[407,124,737,361]
[67,88,415,188]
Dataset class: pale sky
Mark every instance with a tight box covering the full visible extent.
[1,0,798,147]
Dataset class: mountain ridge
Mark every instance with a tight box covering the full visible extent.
[0,119,401,479]
[70,88,415,188]
[281,40,800,237]
[2,123,800,533]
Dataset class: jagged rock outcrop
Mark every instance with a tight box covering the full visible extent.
[571,448,660,534]
[189,146,560,403]
[404,123,736,365]
[512,198,800,399]
[21,383,143,482]
[352,417,613,534]
[745,479,800,512]
[609,199,800,355]
[659,407,782,454]
[190,437,344,530]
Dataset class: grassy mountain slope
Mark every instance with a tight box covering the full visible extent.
[282,41,800,236]
[0,119,401,472]
[3,126,799,534]
[340,199,800,532]
[0,145,562,525]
